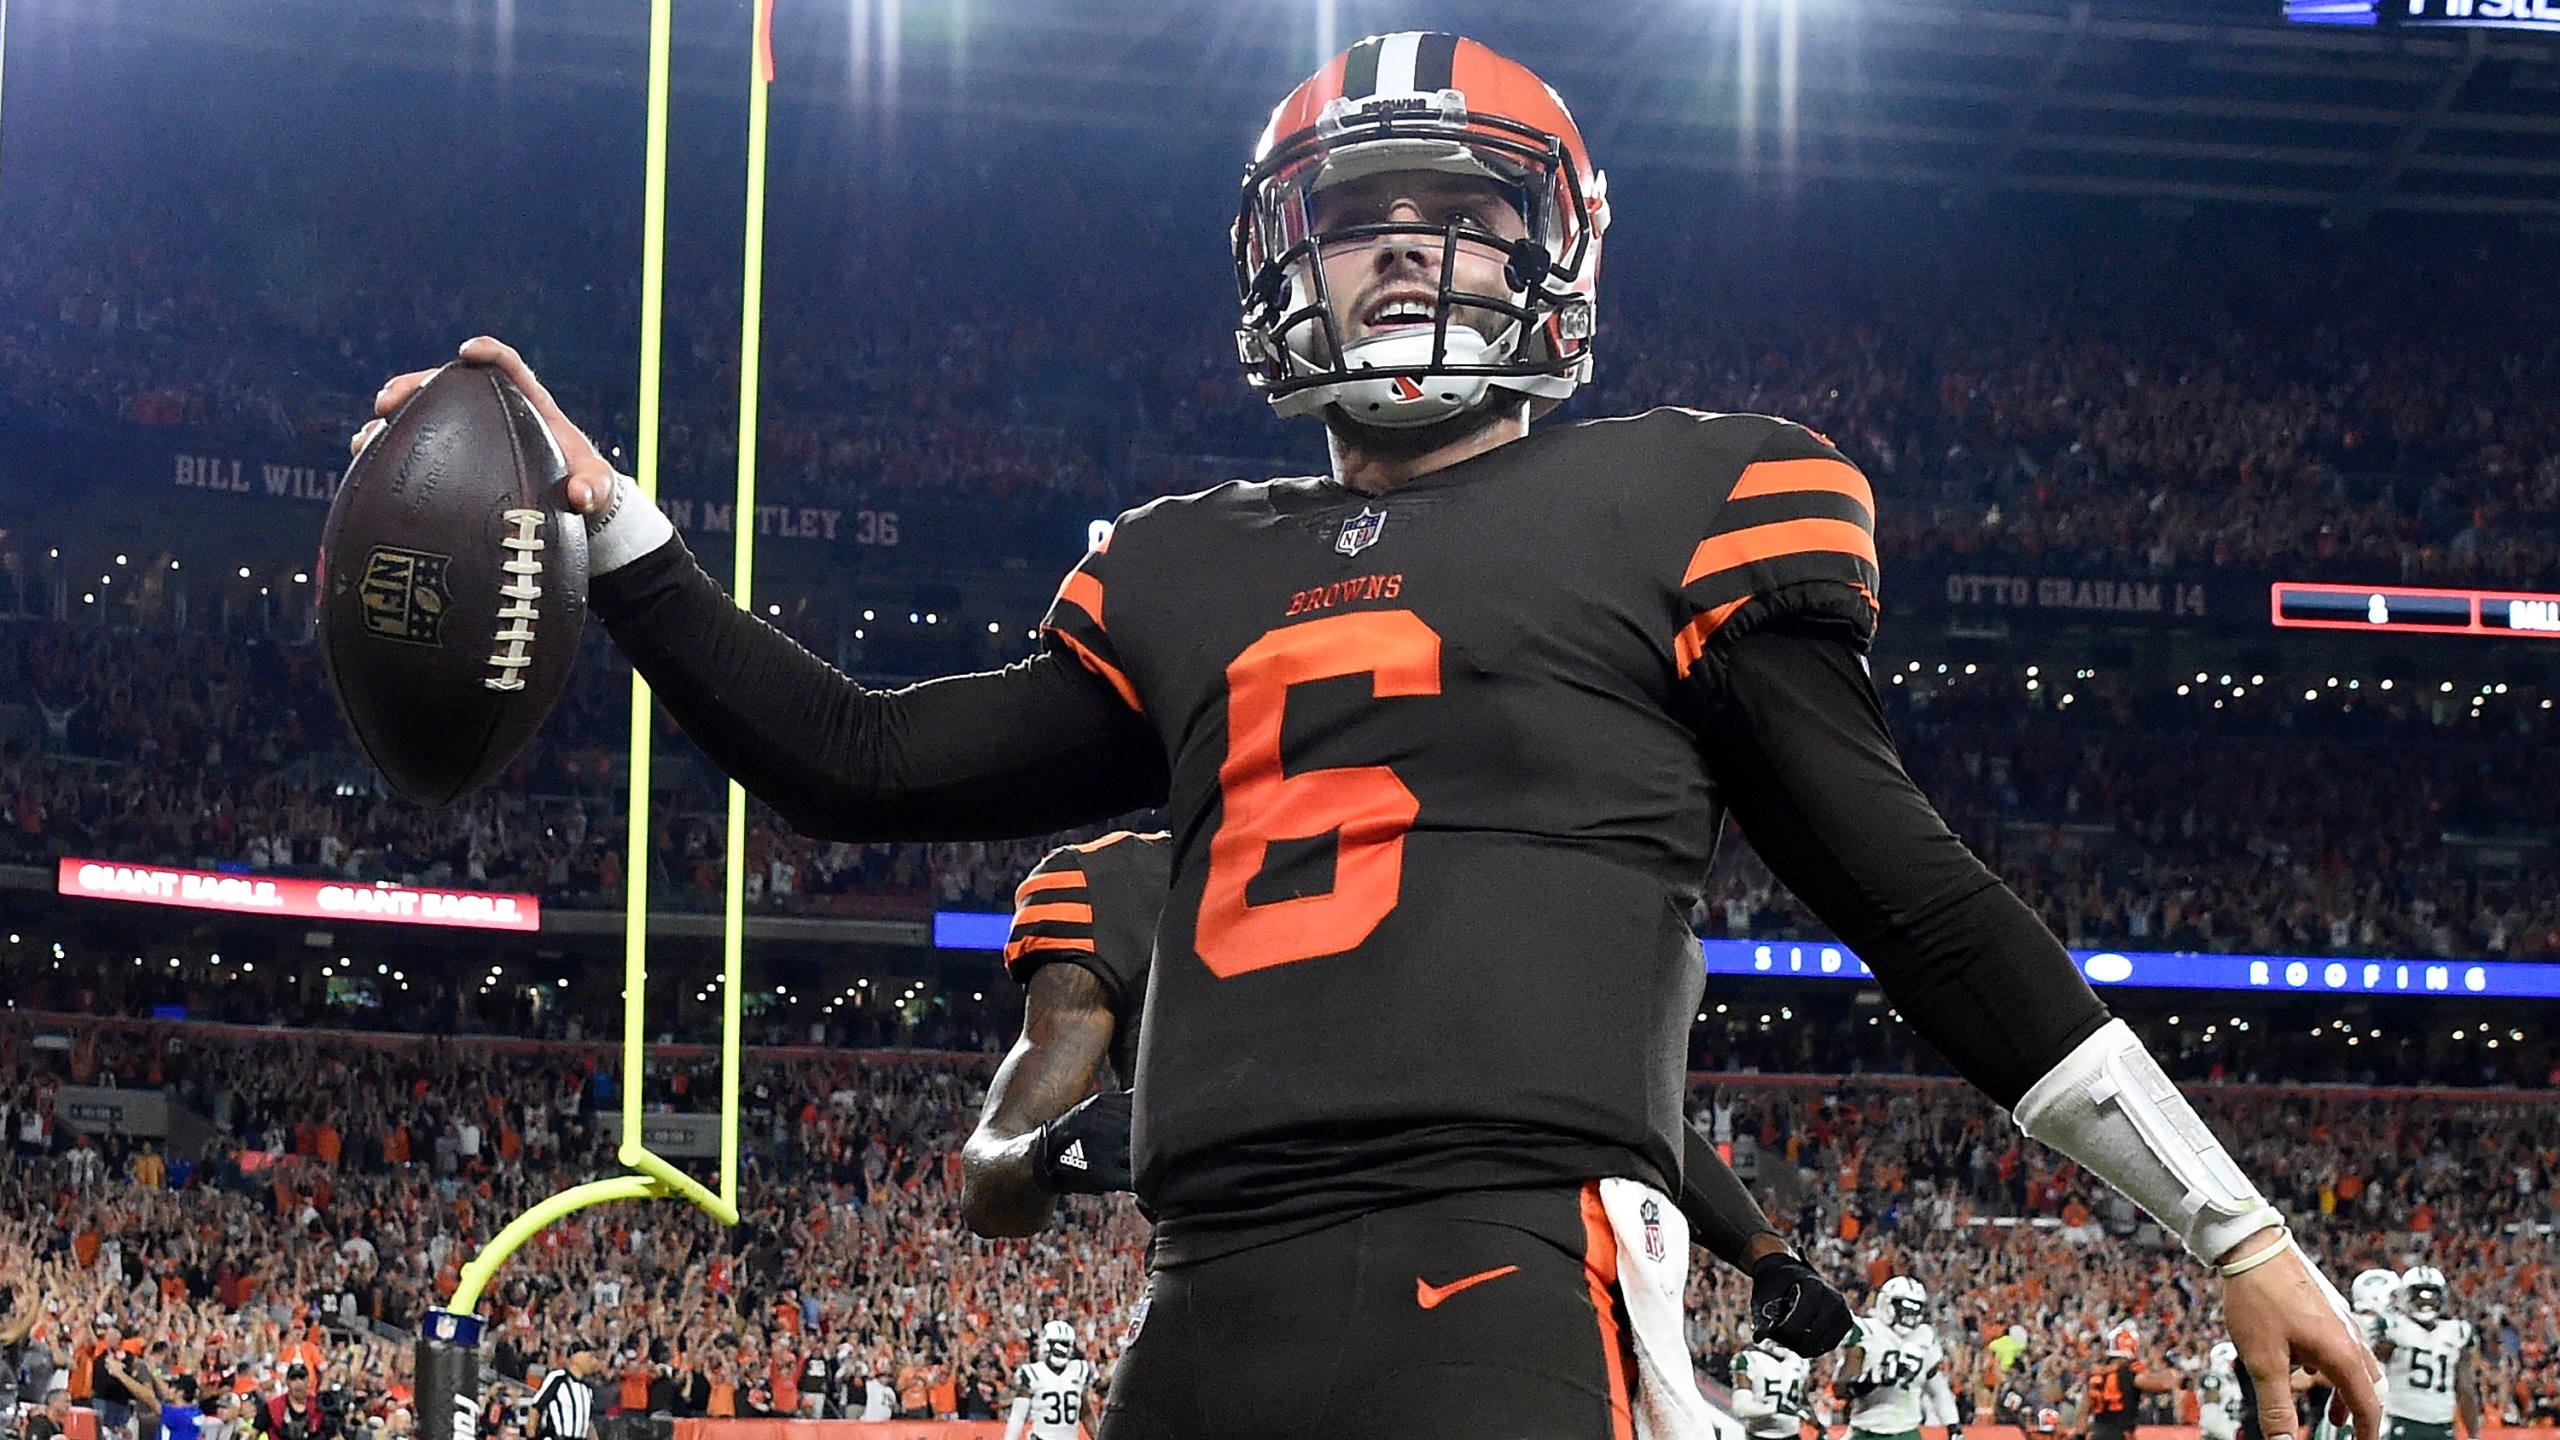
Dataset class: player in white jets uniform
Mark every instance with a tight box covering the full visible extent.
[1837,1278,1958,1440]
[2351,1268,2404,1345]
[2371,1267,2480,1440]
[2197,1341,2244,1440]
[1733,1336,1815,1440]
[1007,1322,1097,1440]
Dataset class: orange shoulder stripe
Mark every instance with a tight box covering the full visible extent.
[1003,935,1098,965]
[1055,570,1107,631]
[1045,626,1143,713]
[1011,901,1094,929]
[1671,597,1752,679]
[1728,457,1873,518]
[1684,517,1878,588]
[1014,870,1087,903]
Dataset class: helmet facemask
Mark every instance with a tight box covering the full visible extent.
[1236,89,1599,432]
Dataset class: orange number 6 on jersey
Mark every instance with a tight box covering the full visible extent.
[1196,609,1441,978]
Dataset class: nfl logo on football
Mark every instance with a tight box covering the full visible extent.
[1336,507,1387,557]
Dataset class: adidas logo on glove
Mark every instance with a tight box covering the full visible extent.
[1059,1141,1088,1171]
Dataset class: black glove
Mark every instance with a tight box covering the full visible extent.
[1749,1249,1856,1357]
[1029,1089,1134,1195]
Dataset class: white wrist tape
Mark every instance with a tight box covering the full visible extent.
[585,471,677,577]
[2011,1018,2282,1263]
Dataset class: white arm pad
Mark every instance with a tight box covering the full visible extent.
[1923,1372,1960,1427]
[2011,1019,2282,1263]
[1732,1387,1776,1420]
[586,471,678,577]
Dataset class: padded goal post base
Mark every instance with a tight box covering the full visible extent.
[417,1310,486,1440]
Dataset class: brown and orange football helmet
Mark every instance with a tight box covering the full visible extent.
[1234,33,1609,429]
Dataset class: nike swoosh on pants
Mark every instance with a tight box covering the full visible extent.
[1415,1264,1521,1310]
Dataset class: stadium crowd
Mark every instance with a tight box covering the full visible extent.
[6,111,2560,587]
[2,607,2550,971]
[3,1016,2559,1438]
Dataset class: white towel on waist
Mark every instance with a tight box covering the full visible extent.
[1599,1176,1730,1440]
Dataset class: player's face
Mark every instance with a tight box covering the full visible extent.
[1043,1337,1072,1366]
[1304,170,1529,359]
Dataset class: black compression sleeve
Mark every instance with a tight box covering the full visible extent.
[588,535,1168,842]
[1697,626,2110,1107]
[1680,1123,1779,1272]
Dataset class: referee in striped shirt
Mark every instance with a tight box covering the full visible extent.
[530,1347,602,1440]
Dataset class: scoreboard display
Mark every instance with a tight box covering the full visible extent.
[2270,581,2560,639]
[2286,0,2560,29]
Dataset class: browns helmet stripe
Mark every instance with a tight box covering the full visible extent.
[1341,35,1381,99]
[1412,32,1459,92]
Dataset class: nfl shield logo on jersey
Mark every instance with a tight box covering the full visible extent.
[1640,1197,1666,1262]
[1336,507,1387,557]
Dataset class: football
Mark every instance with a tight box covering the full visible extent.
[317,362,589,807]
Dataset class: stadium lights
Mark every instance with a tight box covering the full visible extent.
[242,962,254,972]
[863,609,875,620]
[769,605,781,616]
[2026,666,2039,677]
[170,561,179,570]
[293,572,309,583]
[2251,674,2264,685]
[239,567,251,578]
[322,966,333,977]
[115,555,127,565]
